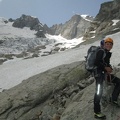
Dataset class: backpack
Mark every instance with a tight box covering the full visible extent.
[85,46,105,72]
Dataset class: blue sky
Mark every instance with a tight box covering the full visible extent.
[0,0,112,27]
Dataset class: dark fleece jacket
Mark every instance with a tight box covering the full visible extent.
[94,49,112,71]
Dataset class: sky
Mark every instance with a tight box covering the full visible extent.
[0,0,113,27]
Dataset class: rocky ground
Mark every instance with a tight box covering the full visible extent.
[0,61,120,120]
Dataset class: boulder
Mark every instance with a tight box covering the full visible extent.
[0,61,88,120]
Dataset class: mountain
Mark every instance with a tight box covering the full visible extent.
[0,14,94,66]
[50,14,94,39]
[11,14,93,39]
[11,14,51,38]
[0,16,84,65]
[84,0,120,40]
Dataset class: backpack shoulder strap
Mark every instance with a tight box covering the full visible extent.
[100,48,106,58]
[97,48,106,62]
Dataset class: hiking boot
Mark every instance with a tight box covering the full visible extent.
[109,98,120,107]
[111,101,120,107]
[94,112,106,119]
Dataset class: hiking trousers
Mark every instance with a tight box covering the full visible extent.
[93,71,120,113]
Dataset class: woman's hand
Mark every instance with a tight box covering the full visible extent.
[105,67,113,74]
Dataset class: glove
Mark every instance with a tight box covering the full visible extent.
[105,67,113,74]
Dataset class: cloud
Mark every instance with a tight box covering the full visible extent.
[0,0,3,2]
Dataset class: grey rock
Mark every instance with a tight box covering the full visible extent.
[77,82,86,89]
[0,61,87,120]
[12,14,40,30]
[52,113,60,120]
[32,53,39,58]
[35,30,46,38]
[8,18,15,22]
[0,58,7,65]
[84,0,120,40]
[0,62,120,120]
[53,47,60,51]
[50,14,93,39]
[12,14,48,38]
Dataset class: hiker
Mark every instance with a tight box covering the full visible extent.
[93,37,120,119]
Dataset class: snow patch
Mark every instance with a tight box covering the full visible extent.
[46,34,84,49]
[81,14,93,22]
[112,20,120,26]
[0,18,36,39]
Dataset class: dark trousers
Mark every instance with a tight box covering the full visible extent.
[94,71,120,113]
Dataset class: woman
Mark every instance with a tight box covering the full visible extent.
[93,37,120,119]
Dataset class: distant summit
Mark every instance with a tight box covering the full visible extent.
[50,14,94,39]
[12,14,50,38]
[11,14,94,39]
[1,13,94,40]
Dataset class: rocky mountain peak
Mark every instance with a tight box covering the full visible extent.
[95,0,120,23]
[12,14,40,30]
[12,14,50,38]
[69,14,82,22]
[84,0,120,40]
[11,14,94,39]
[50,14,93,39]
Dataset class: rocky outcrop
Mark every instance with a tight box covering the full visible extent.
[0,61,89,120]
[0,37,57,62]
[12,14,51,38]
[95,0,120,22]
[50,23,63,35]
[35,30,46,38]
[12,14,41,30]
[61,67,120,120]
[0,61,120,120]
[50,14,93,39]
[8,18,15,22]
[83,0,120,40]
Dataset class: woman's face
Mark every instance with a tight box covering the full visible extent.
[104,42,113,51]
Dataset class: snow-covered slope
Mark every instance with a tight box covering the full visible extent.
[0,18,84,56]
[0,17,85,91]
[0,17,120,92]
[0,17,36,38]
[0,31,120,91]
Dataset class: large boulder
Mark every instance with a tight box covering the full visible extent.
[0,61,120,120]
[0,61,89,120]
